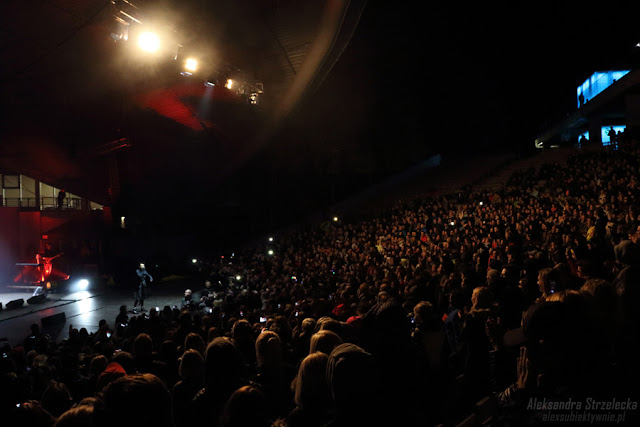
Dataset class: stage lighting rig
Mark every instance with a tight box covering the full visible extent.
[179,57,198,76]
[185,58,198,72]
[110,0,181,60]
[204,75,218,87]
[138,31,160,52]
[234,80,264,105]
[110,17,130,42]
[248,83,264,105]
[109,1,265,103]
[109,0,140,42]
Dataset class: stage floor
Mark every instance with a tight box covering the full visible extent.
[0,281,189,347]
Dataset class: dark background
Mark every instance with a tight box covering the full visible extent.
[2,1,640,255]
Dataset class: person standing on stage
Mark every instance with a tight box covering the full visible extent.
[133,262,153,313]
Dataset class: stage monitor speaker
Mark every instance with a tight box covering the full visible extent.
[6,299,24,310]
[41,312,66,329]
[27,294,47,305]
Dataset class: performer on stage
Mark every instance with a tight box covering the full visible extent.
[31,251,63,296]
[133,262,153,313]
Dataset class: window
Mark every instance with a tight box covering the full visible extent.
[577,70,630,108]
[2,175,19,189]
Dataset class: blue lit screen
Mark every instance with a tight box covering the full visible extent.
[577,70,630,108]
[601,125,626,145]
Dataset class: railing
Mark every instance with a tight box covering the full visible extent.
[1,197,83,210]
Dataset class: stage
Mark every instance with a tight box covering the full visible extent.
[0,281,187,347]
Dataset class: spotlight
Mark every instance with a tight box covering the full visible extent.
[236,275,241,281]
[138,32,160,53]
[333,216,339,222]
[185,57,197,72]
[268,237,274,242]
[205,76,218,87]
[78,279,89,290]
[249,92,259,105]
[479,201,484,206]
[225,79,234,89]
[268,250,274,256]
[192,258,198,264]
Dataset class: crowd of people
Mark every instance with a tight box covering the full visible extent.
[2,143,640,426]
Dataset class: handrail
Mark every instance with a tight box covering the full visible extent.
[0,197,83,210]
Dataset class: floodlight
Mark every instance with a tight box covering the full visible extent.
[138,32,160,52]
[78,279,89,290]
[205,76,218,87]
[185,58,197,72]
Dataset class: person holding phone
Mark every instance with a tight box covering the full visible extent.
[115,305,129,327]
[133,262,153,313]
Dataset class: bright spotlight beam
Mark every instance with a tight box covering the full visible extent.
[78,279,89,290]
[138,32,160,53]
[185,58,197,72]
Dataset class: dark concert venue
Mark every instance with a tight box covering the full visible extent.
[3,1,640,426]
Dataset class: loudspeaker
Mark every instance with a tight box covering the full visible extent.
[6,299,24,310]
[27,294,47,305]
[41,312,66,328]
